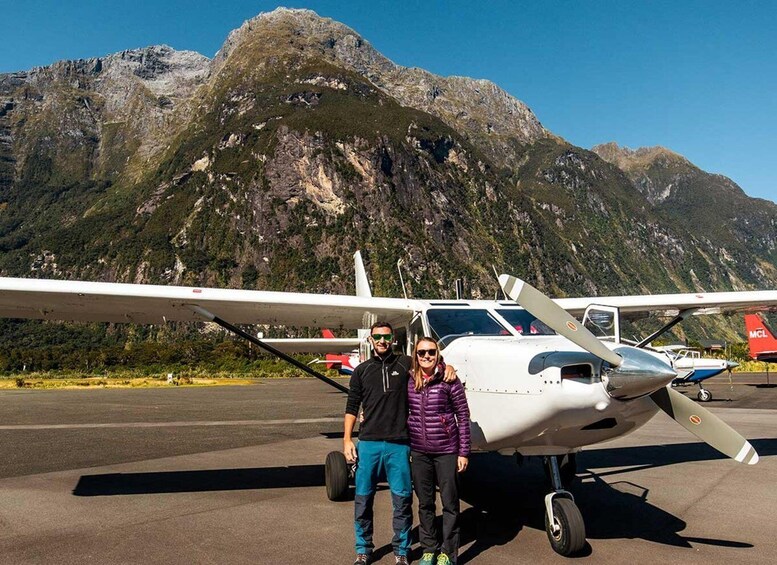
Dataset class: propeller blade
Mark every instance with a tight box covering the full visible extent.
[499,274,623,367]
[650,387,759,465]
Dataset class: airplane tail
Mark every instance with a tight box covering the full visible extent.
[354,250,372,298]
[354,251,371,344]
[744,314,777,359]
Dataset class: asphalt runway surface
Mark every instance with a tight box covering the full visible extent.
[1,373,776,564]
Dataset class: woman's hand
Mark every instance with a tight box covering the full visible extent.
[457,456,468,473]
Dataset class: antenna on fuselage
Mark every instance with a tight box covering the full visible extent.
[396,258,408,299]
[492,265,506,300]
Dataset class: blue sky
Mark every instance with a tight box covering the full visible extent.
[2,0,775,202]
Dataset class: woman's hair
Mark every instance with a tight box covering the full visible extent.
[411,337,442,391]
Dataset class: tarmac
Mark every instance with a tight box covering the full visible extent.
[0,373,776,564]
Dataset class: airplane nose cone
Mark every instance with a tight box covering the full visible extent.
[727,360,740,370]
[605,347,677,400]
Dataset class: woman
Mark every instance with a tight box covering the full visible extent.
[407,337,471,565]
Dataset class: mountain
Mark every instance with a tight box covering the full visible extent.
[593,142,777,288]
[0,8,774,342]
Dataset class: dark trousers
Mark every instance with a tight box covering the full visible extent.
[411,451,460,558]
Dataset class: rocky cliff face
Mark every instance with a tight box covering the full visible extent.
[0,8,774,341]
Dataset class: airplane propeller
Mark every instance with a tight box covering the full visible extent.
[499,274,759,465]
[498,275,623,366]
[650,386,758,464]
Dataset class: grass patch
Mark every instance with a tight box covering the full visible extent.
[0,369,343,389]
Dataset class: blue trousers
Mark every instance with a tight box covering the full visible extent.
[354,440,413,556]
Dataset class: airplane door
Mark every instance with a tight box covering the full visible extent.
[408,313,425,354]
[583,305,621,344]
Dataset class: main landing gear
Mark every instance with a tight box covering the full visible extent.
[543,455,586,556]
[325,451,354,501]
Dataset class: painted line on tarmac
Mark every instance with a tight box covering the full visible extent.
[0,417,342,430]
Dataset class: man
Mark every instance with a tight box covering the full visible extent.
[345,322,456,565]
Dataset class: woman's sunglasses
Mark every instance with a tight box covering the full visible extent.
[416,349,437,357]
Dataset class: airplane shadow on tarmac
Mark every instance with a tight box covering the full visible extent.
[73,465,328,496]
[450,439,777,561]
[73,439,775,559]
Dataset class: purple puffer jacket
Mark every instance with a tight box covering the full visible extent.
[407,364,471,456]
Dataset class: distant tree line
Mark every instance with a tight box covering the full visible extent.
[0,319,761,376]
[0,319,320,376]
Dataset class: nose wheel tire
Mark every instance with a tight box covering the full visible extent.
[545,497,586,556]
[325,450,349,501]
[697,388,712,402]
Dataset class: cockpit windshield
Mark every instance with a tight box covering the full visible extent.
[427,309,508,347]
[495,309,555,336]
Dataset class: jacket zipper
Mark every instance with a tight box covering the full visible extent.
[421,386,428,447]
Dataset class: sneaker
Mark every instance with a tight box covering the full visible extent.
[353,554,369,565]
[395,555,409,564]
[419,552,436,564]
[436,554,453,565]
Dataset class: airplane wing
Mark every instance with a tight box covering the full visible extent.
[259,338,361,354]
[1,276,775,328]
[553,290,777,319]
[0,277,420,329]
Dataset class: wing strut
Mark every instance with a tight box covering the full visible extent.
[635,308,698,348]
[188,305,349,394]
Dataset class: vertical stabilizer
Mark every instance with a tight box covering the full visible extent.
[354,251,372,298]
[744,314,777,361]
[354,251,372,344]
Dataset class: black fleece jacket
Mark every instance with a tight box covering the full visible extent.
[345,352,412,442]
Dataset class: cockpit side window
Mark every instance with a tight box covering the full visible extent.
[496,309,556,336]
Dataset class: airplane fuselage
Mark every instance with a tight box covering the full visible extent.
[407,304,667,456]
[440,336,659,455]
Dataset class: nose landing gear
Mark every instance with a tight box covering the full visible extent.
[543,455,586,556]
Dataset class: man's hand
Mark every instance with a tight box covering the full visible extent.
[443,363,458,383]
[344,439,358,463]
[457,456,469,473]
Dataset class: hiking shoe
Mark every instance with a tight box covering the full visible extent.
[436,554,453,565]
[395,555,409,564]
[353,554,369,565]
[419,552,436,564]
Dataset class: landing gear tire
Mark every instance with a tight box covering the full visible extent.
[325,450,348,501]
[697,388,712,402]
[545,497,586,556]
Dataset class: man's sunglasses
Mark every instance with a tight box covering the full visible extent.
[371,333,393,342]
[416,349,438,357]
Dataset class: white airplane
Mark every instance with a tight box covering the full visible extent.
[0,257,775,556]
[649,346,738,402]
